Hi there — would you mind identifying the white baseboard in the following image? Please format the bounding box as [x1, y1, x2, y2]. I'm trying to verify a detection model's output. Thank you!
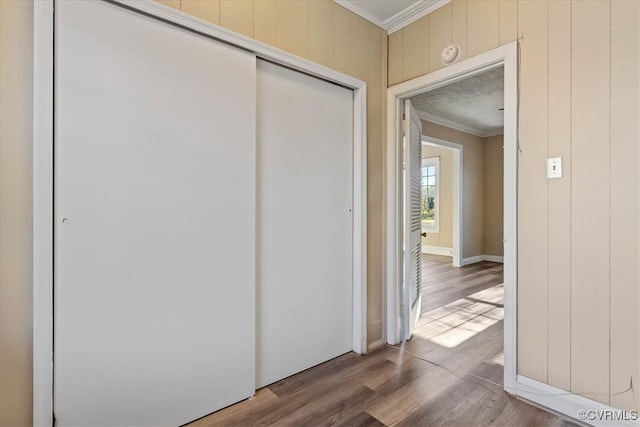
[515, 375, 639, 427]
[421, 245, 453, 256]
[482, 254, 504, 263]
[462, 254, 504, 265]
[367, 339, 384, 352]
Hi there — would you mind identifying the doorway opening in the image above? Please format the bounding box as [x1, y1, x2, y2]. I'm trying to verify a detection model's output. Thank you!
[385, 42, 518, 394]
[404, 64, 506, 388]
[419, 138, 463, 268]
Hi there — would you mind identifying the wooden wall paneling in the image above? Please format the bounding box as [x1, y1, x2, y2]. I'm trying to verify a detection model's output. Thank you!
[466, 0, 498, 58]
[388, 30, 403, 86]
[254, 0, 277, 46]
[402, 16, 429, 81]
[366, 25, 385, 345]
[427, 3, 452, 73]
[498, 0, 517, 46]
[157, 0, 180, 10]
[546, 0, 571, 392]
[366, 26, 384, 124]
[0, 1, 34, 425]
[516, 0, 548, 383]
[350, 14, 371, 82]
[181, 0, 220, 25]
[451, 0, 467, 62]
[609, 0, 640, 411]
[333, 3, 353, 76]
[570, 0, 610, 405]
[220, 0, 254, 38]
[275, 0, 309, 58]
[309, 0, 335, 69]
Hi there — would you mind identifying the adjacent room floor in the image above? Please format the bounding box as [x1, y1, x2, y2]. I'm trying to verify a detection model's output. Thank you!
[189, 255, 575, 426]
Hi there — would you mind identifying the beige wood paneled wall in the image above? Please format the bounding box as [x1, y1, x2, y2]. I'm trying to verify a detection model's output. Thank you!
[144, 1, 389, 347]
[389, 0, 639, 410]
[0, 1, 34, 426]
[483, 134, 503, 257]
[388, 0, 518, 85]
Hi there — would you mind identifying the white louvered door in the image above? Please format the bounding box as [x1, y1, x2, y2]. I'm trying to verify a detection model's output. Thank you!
[403, 100, 423, 340]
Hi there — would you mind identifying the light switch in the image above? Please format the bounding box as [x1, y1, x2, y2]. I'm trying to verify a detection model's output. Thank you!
[547, 157, 562, 179]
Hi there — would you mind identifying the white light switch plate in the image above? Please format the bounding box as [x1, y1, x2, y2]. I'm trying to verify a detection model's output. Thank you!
[547, 157, 562, 179]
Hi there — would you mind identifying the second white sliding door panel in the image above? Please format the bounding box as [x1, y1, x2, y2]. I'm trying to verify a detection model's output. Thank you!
[256, 60, 354, 387]
[54, 1, 256, 425]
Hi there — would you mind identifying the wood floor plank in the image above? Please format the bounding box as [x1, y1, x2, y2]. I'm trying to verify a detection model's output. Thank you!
[218, 357, 391, 426]
[275, 384, 378, 426]
[268, 352, 394, 399]
[188, 388, 280, 426]
[366, 357, 463, 425]
[338, 411, 386, 427]
[188, 255, 575, 427]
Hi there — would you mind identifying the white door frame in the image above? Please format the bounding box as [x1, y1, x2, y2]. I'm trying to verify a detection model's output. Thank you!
[422, 137, 463, 268]
[385, 43, 518, 393]
[33, 1, 367, 424]
[385, 41, 640, 427]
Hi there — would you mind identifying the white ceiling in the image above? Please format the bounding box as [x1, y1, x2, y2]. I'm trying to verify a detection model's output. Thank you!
[410, 67, 505, 137]
[334, 0, 449, 33]
[340, 0, 418, 22]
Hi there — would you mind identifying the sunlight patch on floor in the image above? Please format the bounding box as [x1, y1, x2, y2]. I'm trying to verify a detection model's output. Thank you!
[490, 351, 505, 366]
[413, 284, 504, 348]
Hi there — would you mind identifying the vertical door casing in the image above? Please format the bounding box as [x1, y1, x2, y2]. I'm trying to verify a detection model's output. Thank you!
[403, 100, 423, 340]
[54, 1, 256, 425]
[256, 60, 354, 388]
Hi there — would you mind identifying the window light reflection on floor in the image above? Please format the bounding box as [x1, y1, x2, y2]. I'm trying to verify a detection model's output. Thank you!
[413, 283, 504, 348]
[491, 351, 505, 366]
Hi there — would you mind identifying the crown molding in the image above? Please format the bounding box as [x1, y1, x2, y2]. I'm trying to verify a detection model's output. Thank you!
[483, 130, 505, 138]
[416, 109, 503, 138]
[333, 0, 450, 34]
[333, 0, 384, 28]
[385, 0, 451, 34]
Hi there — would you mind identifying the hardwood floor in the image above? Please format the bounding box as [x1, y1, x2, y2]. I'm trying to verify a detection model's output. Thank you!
[188, 255, 576, 427]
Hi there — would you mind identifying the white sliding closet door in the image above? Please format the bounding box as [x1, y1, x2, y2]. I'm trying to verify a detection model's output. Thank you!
[256, 60, 354, 387]
[54, 2, 256, 425]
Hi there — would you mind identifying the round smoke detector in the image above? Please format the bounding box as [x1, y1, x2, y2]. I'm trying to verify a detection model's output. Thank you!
[441, 44, 460, 65]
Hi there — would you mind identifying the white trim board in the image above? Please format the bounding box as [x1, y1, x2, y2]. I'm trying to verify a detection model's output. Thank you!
[32, 2, 54, 426]
[386, 41, 636, 427]
[422, 245, 453, 257]
[333, 0, 450, 34]
[33, 0, 367, 424]
[416, 109, 503, 138]
[366, 339, 385, 352]
[515, 376, 640, 427]
[461, 255, 504, 265]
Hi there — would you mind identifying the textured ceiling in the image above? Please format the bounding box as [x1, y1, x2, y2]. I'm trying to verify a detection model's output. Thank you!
[410, 67, 504, 136]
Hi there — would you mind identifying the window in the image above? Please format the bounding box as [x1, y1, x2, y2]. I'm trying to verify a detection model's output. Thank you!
[422, 157, 439, 232]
